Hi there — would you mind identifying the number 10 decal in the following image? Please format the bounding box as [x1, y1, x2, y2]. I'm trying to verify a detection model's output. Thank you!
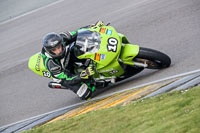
[107, 37, 118, 52]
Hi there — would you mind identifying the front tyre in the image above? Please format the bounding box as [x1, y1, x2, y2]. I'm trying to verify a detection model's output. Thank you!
[133, 47, 171, 69]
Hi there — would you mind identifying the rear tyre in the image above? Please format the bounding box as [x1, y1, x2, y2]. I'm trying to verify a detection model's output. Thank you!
[133, 47, 171, 69]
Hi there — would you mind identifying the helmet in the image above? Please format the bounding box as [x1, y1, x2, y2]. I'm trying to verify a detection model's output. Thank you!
[42, 32, 66, 58]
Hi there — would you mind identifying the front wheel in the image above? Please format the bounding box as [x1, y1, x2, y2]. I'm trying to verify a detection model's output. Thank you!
[133, 47, 171, 69]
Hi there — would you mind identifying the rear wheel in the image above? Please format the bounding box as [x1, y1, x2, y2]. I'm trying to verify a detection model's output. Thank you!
[133, 47, 171, 69]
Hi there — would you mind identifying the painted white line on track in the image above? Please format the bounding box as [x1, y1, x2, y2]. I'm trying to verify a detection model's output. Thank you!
[0, 0, 65, 26]
[2, 69, 200, 129]
[0, 0, 155, 26]
[100, 69, 200, 99]
[109, 0, 156, 14]
[0, 100, 88, 129]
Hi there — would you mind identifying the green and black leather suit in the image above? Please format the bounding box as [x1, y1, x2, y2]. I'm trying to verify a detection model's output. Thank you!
[41, 31, 81, 82]
[41, 29, 92, 100]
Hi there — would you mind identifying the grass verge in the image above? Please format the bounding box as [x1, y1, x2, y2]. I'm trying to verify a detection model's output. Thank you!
[25, 86, 200, 133]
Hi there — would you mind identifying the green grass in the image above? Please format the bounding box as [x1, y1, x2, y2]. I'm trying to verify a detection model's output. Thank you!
[25, 86, 200, 133]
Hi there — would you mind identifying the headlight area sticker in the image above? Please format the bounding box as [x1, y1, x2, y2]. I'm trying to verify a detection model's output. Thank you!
[94, 53, 106, 61]
[100, 54, 106, 60]
[94, 53, 100, 61]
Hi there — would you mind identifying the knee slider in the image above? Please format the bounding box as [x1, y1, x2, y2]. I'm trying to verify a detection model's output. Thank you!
[76, 83, 92, 100]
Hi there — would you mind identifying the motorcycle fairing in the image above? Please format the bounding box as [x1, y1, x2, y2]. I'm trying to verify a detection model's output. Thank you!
[76, 26, 125, 78]
[28, 52, 52, 79]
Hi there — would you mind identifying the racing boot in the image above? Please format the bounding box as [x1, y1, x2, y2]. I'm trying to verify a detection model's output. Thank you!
[48, 79, 95, 100]
[75, 83, 96, 100]
[75, 83, 91, 100]
[48, 80, 67, 89]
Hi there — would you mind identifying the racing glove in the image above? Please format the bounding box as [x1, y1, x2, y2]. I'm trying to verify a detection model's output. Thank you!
[80, 66, 95, 79]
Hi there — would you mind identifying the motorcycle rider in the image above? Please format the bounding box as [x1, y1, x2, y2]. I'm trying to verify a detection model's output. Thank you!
[41, 23, 102, 100]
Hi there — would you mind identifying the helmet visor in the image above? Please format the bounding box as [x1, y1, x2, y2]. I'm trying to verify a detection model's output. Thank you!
[49, 43, 63, 56]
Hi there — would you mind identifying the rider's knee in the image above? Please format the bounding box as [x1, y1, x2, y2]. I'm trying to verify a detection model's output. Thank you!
[76, 83, 92, 100]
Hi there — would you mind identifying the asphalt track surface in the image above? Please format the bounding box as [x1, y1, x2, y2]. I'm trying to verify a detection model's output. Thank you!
[0, 0, 200, 127]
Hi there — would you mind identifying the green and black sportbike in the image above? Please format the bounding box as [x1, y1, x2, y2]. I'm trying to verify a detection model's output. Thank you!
[28, 22, 171, 89]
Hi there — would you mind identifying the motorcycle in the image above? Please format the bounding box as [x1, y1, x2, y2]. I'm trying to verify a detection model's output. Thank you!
[28, 22, 171, 89]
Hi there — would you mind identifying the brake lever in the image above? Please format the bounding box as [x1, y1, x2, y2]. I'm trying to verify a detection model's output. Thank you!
[106, 23, 111, 26]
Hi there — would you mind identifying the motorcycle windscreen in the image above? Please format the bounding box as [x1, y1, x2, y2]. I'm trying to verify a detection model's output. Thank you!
[73, 29, 101, 57]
